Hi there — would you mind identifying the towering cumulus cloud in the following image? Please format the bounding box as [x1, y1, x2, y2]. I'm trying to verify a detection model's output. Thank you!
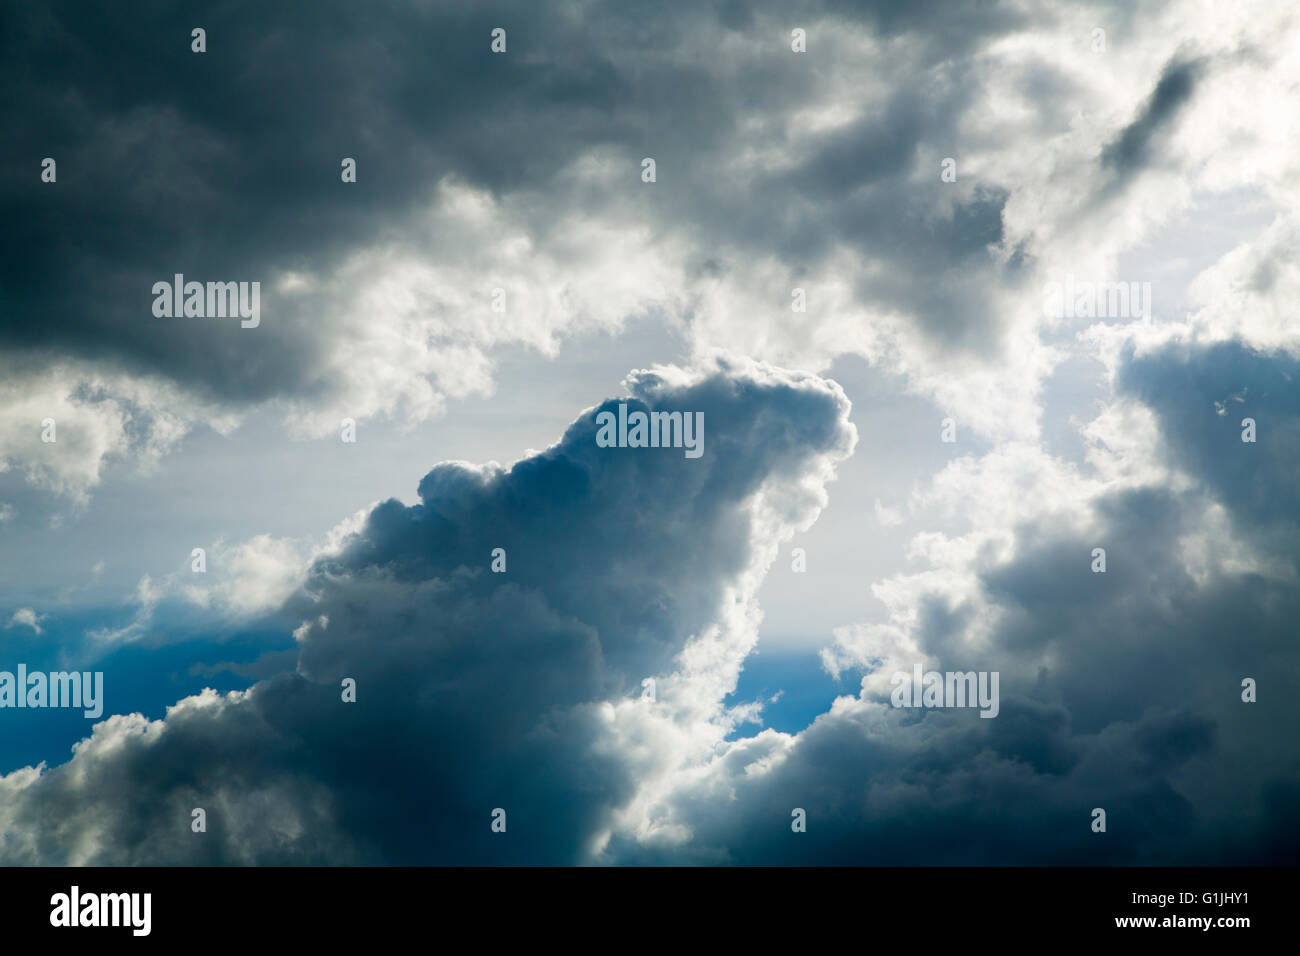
[0, 358, 855, 864]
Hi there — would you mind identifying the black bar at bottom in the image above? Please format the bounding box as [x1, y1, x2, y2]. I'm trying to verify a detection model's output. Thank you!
[2, 866, 1291, 942]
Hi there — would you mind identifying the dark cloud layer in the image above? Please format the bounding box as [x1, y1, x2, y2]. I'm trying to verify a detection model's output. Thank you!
[0, 0, 1066, 410]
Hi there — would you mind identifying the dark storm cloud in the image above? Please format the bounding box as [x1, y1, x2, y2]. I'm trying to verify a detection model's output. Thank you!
[0, 359, 856, 863]
[602, 698, 1229, 865]
[606, 482, 1297, 864]
[2, 0, 615, 402]
[1, 0, 1065, 408]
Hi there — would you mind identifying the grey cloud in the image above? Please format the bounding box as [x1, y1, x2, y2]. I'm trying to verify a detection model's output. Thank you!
[0, 0, 1081, 413]
[1101, 54, 1206, 185]
[622, 478, 1296, 864]
[1118, 340, 1300, 554]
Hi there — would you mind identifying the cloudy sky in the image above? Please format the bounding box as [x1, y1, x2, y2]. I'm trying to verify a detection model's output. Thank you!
[1, 0, 1297, 864]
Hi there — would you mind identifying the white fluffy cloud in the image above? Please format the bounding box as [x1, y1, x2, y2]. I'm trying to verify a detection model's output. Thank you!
[0, 357, 237, 501]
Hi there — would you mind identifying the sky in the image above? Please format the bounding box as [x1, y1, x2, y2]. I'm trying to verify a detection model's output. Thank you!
[0, 0, 1298, 864]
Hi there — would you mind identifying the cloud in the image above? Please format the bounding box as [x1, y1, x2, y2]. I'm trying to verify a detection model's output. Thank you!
[0, 356, 236, 501]
[0, 358, 856, 863]
[6, 608, 44, 635]
[1100, 54, 1206, 184]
